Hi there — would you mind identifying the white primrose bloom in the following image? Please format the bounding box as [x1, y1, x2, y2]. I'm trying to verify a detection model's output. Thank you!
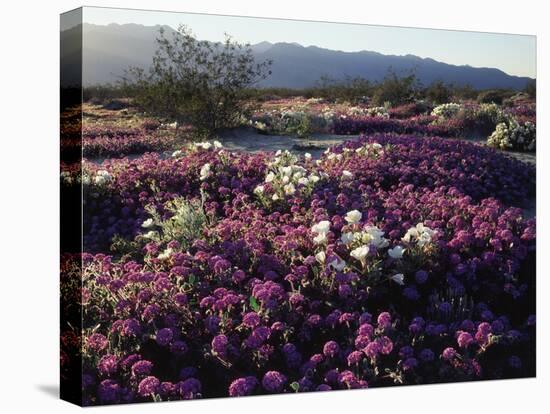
[313, 232, 328, 245]
[304, 153, 312, 161]
[172, 150, 182, 158]
[265, 172, 276, 183]
[364, 226, 389, 249]
[311, 220, 331, 235]
[272, 194, 280, 201]
[157, 248, 174, 260]
[199, 163, 211, 180]
[329, 257, 347, 272]
[93, 172, 111, 186]
[345, 210, 362, 224]
[417, 232, 433, 248]
[283, 183, 296, 195]
[309, 174, 320, 183]
[402, 227, 418, 243]
[391, 273, 405, 285]
[350, 245, 370, 264]
[143, 230, 158, 239]
[388, 245, 405, 259]
[342, 170, 354, 179]
[312, 220, 331, 245]
[82, 175, 91, 185]
[341, 232, 354, 245]
[213, 140, 223, 149]
[282, 175, 290, 184]
[96, 170, 111, 178]
[254, 185, 265, 195]
[402, 223, 437, 247]
[141, 218, 154, 229]
[315, 251, 326, 264]
[298, 177, 309, 186]
[281, 166, 293, 176]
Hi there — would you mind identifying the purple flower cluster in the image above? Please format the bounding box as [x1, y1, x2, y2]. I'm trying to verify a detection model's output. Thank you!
[60, 130, 535, 406]
[331, 115, 463, 137]
[82, 125, 180, 158]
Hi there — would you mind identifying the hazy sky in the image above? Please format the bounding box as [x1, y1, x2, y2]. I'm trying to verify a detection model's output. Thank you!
[83, 6, 536, 78]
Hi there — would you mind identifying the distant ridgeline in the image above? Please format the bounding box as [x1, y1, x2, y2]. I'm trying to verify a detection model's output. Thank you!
[72, 23, 533, 89]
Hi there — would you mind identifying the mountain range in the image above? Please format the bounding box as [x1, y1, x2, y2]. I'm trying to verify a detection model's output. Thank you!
[71, 23, 533, 90]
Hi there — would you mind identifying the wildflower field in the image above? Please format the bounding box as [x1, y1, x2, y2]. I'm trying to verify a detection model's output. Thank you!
[61, 94, 536, 405]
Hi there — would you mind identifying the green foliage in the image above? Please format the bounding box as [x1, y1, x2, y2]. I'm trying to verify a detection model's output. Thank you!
[424, 80, 451, 104]
[372, 70, 420, 106]
[477, 89, 515, 105]
[450, 84, 478, 100]
[249, 296, 260, 312]
[142, 194, 210, 251]
[123, 25, 272, 137]
[110, 234, 141, 260]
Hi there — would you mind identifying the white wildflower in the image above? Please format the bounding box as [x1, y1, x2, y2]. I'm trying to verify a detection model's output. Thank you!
[157, 248, 173, 260]
[391, 273, 405, 285]
[315, 251, 326, 264]
[342, 170, 354, 179]
[329, 257, 347, 272]
[199, 163, 211, 180]
[350, 245, 369, 264]
[283, 183, 296, 195]
[388, 245, 405, 259]
[254, 185, 265, 195]
[141, 218, 154, 229]
[265, 172, 275, 183]
[341, 232, 354, 245]
[345, 210, 362, 224]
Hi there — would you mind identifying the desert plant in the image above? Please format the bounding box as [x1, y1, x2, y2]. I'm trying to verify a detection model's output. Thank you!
[477, 89, 515, 105]
[123, 25, 272, 137]
[372, 70, 420, 106]
[141, 194, 211, 252]
[425, 80, 452, 104]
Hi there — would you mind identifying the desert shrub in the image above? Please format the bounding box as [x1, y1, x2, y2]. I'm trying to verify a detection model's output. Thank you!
[365, 106, 390, 118]
[454, 103, 507, 137]
[488, 118, 536, 152]
[313, 75, 374, 104]
[431, 103, 462, 119]
[140, 194, 210, 252]
[372, 71, 420, 106]
[477, 89, 515, 105]
[123, 26, 272, 137]
[389, 102, 431, 119]
[425, 80, 452, 104]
